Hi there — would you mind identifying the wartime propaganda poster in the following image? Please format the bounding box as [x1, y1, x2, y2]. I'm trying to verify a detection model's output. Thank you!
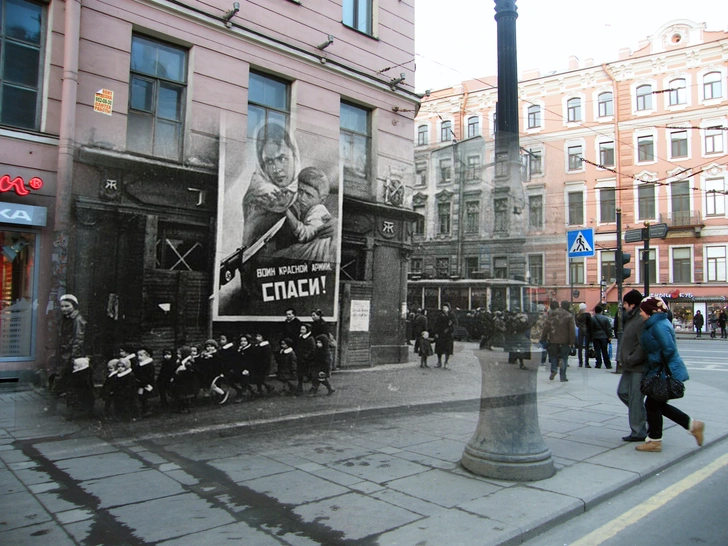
[214, 121, 341, 321]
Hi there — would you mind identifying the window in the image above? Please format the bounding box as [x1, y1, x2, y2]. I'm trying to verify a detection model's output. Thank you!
[528, 195, 543, 230]
[568, 145, 582, 171]
[570, 258, 585, 284]
[0, 0, 45, 130]
[528, 149, 543, 175]
[493, 256, 508, 279]
[440, 120, 452, 142]
[637, 249, 657, 285]
[156, 223, 207, 271]
[465, 155, 480, 181]
[637, 135, 654, 162]
[668, 78, 687, 105]
[415, 161, 427, 186]
[342, 0, 372, 35]
[671, 181, 690, 223]
[599, 141, 615, 167]
[413, 204, 425, 235]
[706, 246, 727, 282]
[495, 152, 508, 178]
[437, 202, 451, 234]
[567, 191, 583, 225]
[703, 71, 722, 100]
[438, 158, 452, 183]
[467, 116, 479, 138]
[670, 130, 688, 158]
[465, 201, 480, 233]
[638, 183, 656, 220]
[127, 35, 187, 160]
[248, 71, 289, 137]
[465, 257, 479, 278]
[436, 257, 450, 278]
[598, 92, 613, 117]
[567, 97, 581, 122]
[410, 258, 423, 274]
[527, 105, 541, 128]
[601, 251, 616, 283]
[527, 254, 543, 285]
[636, 84, 652, 111]
[0, 229, 37, 358]
[599, 188, 616, 223]
[706, 178, 725, 216]
[340, 101, 371, 187]
[704, 126, 723, 154]
[494, 198, 508, 231]
[672, 247, 691, 283]
[417, 125, 428, 146]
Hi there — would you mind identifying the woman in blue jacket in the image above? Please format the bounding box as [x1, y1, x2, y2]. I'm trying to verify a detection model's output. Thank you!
[637, 296, 704, 452]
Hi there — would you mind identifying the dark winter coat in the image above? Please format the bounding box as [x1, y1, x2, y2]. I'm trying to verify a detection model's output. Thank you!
[434, 311, 456, 356]
[693, 313, 704, 329]
[618, 306, 646, 373]
[312, 335, 332, 377]
[540, 308, 576, 345]
[275, 348, 297, 380]
[591, 314, 613, 341]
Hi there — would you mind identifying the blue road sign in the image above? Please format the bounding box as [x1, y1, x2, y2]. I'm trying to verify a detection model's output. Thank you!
[567, 228, 595, 258]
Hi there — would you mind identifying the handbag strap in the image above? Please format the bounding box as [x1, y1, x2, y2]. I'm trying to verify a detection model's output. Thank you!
[659, 353, 674, 377]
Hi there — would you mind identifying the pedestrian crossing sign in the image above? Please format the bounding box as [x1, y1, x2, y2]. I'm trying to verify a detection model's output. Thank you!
[567, 228, 595, 258]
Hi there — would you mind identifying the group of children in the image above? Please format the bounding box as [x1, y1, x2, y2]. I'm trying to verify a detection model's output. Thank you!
[69, 328, 336, 421]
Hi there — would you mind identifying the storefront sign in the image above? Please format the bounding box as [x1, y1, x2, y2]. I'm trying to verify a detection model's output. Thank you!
[94, 89, 114, 115]
[0, 175, 43, 196]
[0, 202, 47, 226]
[653, 292, 694, 299]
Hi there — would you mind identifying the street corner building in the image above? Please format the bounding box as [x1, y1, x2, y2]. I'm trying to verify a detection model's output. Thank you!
[0, 0, 421, 384]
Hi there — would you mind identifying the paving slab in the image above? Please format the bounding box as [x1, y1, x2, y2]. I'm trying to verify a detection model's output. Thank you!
[242, 469, 350, 505]
[79, 468, 186, 508]
[0, 490, 52, 530]
[54, 451, 146, 482]
[208, 454, 293, 483]
[0, 521, 75, 546]
[328, 452, 430, 484]
[33, 437, 117, 461]
[157, 521, 284, 546]
[388, 468, 502, 507]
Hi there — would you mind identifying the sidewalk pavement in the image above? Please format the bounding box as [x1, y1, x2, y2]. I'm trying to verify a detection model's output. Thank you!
[2, 343, 728, 545]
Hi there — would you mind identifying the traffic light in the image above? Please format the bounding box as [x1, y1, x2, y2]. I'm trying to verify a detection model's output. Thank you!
[617, 252, 631, 282]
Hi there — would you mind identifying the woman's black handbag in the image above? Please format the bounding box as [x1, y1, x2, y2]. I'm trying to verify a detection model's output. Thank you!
[640, 359, 685, 402]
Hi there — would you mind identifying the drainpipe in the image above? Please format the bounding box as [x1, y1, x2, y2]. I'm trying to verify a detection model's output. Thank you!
[48, 0, 81, 359]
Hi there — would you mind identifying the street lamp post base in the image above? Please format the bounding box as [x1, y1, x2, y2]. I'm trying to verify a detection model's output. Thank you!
[461, 348, 555, 482]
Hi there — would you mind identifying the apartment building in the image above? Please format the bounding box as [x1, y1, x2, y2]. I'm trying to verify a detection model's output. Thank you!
[411, 19, 728, 327]
[0, 0, 419, 380]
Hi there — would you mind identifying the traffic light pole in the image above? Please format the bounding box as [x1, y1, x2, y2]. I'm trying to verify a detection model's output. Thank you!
[643, 227, 651, 297]
[615, 209, 623, 373]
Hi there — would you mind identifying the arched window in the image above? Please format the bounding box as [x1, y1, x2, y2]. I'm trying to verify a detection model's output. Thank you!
[704, 71, 723, 100]
[598, 92, 613, 117]
[669, 78, 687, 105]
[636, 84, 652, 111]
[527, 105, 541, 128]
[566, 98, 581, 122]
[440, 120, 452, 142]
[467, 116, 479, 138]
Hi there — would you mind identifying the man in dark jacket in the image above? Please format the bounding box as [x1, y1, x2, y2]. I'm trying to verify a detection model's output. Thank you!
[617, 290, 647, 442]
[692, 310, 704, 338]
[575, 303, 593, 368]
[719, 309, 728, 339]
[540, 300, 576, 382]
[591, 305, 614, 369]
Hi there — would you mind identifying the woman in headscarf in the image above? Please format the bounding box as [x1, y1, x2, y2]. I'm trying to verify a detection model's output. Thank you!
[54, 294, 87, 396]
[434, 303, 457, 368]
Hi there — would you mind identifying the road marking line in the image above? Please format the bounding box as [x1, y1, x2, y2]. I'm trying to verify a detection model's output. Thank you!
[571, 452, 728, 546]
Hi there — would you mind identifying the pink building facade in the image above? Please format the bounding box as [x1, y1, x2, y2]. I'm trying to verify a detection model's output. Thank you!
[0, 0, 419, 381]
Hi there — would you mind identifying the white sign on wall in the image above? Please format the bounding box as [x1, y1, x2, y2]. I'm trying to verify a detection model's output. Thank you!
[350, 300, 371, 332]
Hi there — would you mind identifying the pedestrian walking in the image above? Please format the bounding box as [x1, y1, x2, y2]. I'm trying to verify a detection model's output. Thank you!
[53, 294, 87, 397]
[434, 303, 456, 368]
[412, 308, 428, 354]
[309, 334, 335, 396]
[591, 305, 613, 369]
[575, 303, 593, 368]
[693, 310, 704, 338]
[156, 349, 176, 412]
[282, 308, 302, 349]
[720, 309, 728, 339]
[540, 300, 576, 382]
[133, 347, 156, 417]
[295, 324, 316, 395]
[617, 289, 648, 442]
[636, 296, 704, 452]
[417, 330, 434, 368]
[274, 338, 298, 394]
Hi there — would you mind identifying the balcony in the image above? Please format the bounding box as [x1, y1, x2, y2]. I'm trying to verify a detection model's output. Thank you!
[659, 210, 702, 227]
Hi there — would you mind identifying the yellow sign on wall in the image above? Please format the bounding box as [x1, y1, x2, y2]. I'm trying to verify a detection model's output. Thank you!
[94, 89, 114, 115]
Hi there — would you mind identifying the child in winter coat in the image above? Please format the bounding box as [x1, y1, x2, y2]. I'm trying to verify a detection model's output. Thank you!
[101, 359, 120, 418]
[251, 334, 275, 395]
[173, 346, 199, 414]
[156, 349, 176, 412]
[274, 338, 298, 394]
[309, 334, 335, 396]
[417, 331, 434, 368]
[113, 358, 140, 421]
[134, 347, 156, 417]
[68, 357, 95, 417]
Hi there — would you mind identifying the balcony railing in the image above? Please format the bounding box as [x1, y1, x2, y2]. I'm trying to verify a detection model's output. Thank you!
[659, 210, 702, 227]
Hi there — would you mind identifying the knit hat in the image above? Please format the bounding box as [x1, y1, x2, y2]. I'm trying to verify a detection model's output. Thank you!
[623, 289, 644, 306]
[578, 303, 587, 310]
[204, 339, 219, 349]
[639, 296, 668, 316]
[60, 294, 79, 308]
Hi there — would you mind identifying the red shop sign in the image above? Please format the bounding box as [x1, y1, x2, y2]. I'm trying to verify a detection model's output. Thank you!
[0, 174, 44, 196]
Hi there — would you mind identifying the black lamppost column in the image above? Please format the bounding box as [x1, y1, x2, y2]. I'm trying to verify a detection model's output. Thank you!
[461, 0, 555, 481]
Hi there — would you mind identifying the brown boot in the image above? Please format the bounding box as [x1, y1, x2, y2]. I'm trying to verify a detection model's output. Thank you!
[636, 438, 662, 452]
[690, 419, 705, 447]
